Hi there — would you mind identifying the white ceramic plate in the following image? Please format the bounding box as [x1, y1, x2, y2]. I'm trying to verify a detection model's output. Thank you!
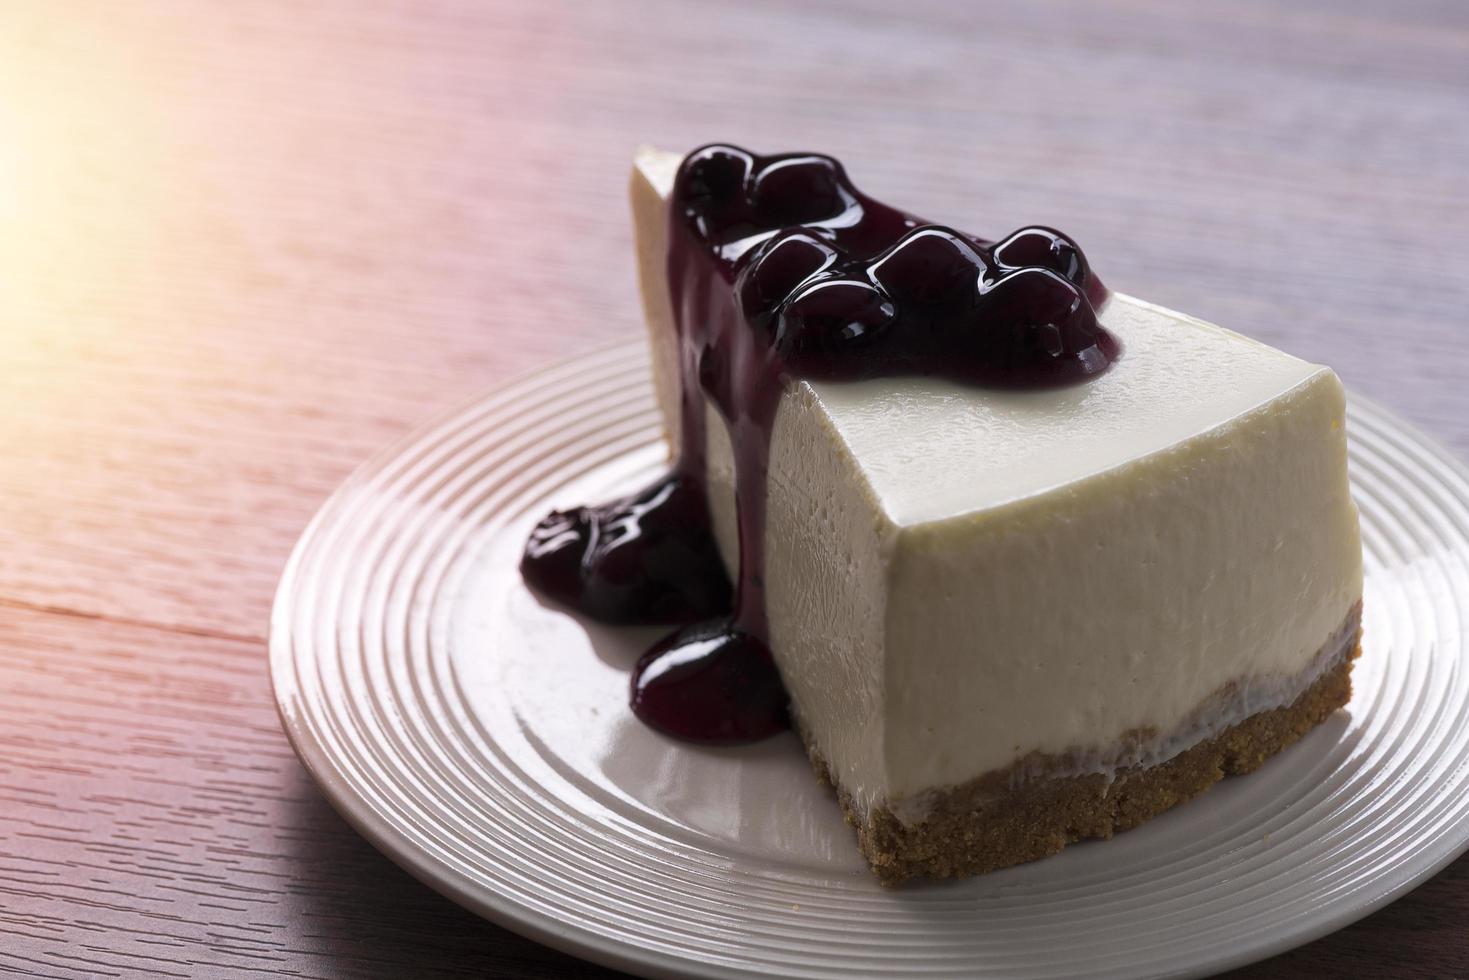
[271, 340, 1469, 980]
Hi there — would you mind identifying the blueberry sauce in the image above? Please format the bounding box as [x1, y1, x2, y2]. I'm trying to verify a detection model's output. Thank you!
[522, 144, 1117, 745]
[521, 474, 731, 625]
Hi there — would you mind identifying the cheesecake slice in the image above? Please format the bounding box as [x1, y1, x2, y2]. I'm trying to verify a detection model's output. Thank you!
[624, 147, 1363, 882]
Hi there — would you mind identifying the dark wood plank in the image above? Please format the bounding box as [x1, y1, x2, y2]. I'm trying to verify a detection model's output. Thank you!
[0, 604, 621, 979]
[0, 0, 1465, 976]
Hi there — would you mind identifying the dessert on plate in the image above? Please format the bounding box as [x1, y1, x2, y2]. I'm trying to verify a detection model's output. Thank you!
[521, 144, 1364, 883]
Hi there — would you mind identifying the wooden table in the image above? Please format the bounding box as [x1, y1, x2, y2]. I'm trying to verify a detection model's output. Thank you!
[3, 2, 1466, 976]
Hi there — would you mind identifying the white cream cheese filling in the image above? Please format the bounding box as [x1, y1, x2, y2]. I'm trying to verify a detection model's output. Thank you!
[881, 607, 1359, 826]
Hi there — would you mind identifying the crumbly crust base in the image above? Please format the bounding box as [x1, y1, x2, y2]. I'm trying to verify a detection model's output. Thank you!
[811, 608, 1363, 885]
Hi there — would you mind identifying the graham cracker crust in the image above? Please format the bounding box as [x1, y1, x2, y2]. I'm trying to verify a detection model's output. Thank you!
[813, 605, 1363, 885]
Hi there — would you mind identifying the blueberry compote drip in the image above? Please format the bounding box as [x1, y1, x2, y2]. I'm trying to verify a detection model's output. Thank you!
[521, 144, 1118, 745]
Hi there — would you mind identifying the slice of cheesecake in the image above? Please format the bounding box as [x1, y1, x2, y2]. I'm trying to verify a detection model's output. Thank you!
[628, 147, 1363, 882]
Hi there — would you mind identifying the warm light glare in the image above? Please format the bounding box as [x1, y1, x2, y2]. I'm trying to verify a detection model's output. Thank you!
[0, 103, 25, 226]
[0, 8, 184, 424]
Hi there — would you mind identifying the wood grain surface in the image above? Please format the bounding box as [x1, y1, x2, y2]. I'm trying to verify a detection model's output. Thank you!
[1, 1, 1466, 977]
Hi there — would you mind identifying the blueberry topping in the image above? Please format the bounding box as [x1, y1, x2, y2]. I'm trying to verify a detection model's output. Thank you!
[775, 278, 895, 367]
[978, 267, 1116, 381]
[736, 230, 839, 325]
[748, 154, 844, 225]
[520, 475, 731, 625]
[682, 145, 753, 209]
[993, 226, 1095, 297]
[630, 622, 788, 745]
[870, 226, 990, 309]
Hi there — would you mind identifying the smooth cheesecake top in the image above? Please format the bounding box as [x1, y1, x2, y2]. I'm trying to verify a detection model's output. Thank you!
[813, 294, 1328, 527]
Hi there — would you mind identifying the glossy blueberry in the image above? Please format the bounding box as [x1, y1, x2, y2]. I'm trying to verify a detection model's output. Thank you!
[993, 226, 1088, 286]
[630, 621, 788, 745]
[977, 267, 1115, 381]
[735, 230, 839, 324]
[774, 278, 896, 369]
[681, 145, 754, 211]
[748, 154, 844, 225]
[520, 475, 732, 625]
[869, 226, 989, 307]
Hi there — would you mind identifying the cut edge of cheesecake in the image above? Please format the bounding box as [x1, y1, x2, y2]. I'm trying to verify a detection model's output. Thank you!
[816, 602, 1362, 884]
